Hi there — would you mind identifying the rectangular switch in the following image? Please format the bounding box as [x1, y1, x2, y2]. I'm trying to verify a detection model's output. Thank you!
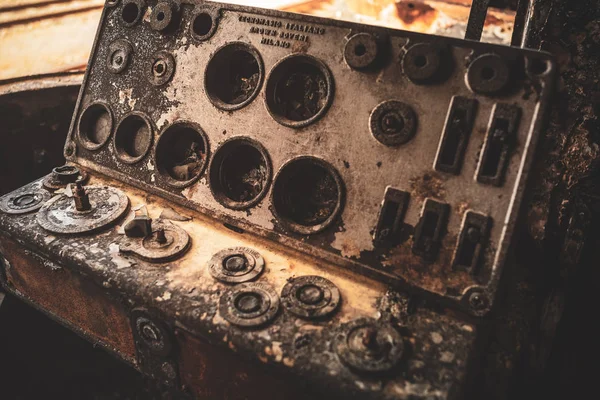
[373, 187, 410, 246]
[435, 97, 478, 174]
[453, 211, 491, 272]
[477, 104, 521, 186]
[412, 199, 450, 261]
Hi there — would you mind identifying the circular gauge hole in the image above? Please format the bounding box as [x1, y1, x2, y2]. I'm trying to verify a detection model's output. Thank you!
[209, 138, 271, 210]
[272, 157, 343, 233]
[122, 2, 140, 24]
[205, 43, 263, 110]
[193, 12, 213, 37]
[156, 122, 209, 187]
[354, 43, 367, 57]
[265, 54, 333, 127]
[481, 66, 496, 81]
[157, 11, 165, 21]
[78, 103, 112, 150]
[114, 113, 153, 163]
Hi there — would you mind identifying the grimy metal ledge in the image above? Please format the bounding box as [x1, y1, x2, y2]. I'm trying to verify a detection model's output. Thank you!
[0, 0, 562, 399]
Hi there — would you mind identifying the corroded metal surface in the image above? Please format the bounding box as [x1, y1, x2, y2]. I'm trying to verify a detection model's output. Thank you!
[36, 185, 130, 233]
[0, 180, 52, 215]
[0, 174, 477, 399]
[64, 0, 554, 316]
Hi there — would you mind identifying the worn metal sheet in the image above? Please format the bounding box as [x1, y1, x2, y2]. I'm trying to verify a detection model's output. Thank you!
[0, 173, 478, 399]
[65, 0, 554, 315]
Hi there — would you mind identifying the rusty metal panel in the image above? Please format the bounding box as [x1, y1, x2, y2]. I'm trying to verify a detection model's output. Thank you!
[0, 236, 136, 363]
[0, 173, 478, 398]
[64, 0, 554, 316]
[0, 1, 567, 399]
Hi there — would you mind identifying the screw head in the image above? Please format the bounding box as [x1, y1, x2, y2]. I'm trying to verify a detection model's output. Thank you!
[381, 112, 405, 135]
[468, 291, 489, 311]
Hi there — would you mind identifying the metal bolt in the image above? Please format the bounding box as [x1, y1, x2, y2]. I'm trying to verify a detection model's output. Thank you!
[468, 291, 489, 311]
[53, 165, 80, 184]
[361, 327, 379, 351]
[381, 112, 404, 134]
[156, 228, 167, 244]
[74, 183, 91, 211]
[141, 322, 160, 342]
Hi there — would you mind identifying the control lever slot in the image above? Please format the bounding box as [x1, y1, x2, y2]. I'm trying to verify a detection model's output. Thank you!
[477, 104, 521, 186]
[435, 97, 478, 174]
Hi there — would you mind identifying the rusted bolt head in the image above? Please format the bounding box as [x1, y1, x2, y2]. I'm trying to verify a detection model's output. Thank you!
[361, 326, 379, 351]
[53, 165, 80, 184]
[156, 228, 167, 244]
[141, 323, 160, 342]
[468, 291, 489, 312]
[381, 111, 405, 135]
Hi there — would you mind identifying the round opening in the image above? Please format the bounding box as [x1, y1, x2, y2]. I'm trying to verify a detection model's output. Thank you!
[122, 2, 140, 25]
[265, 54, 334, 127]
[77, 103, 112, 150]
[272, 157, 344, 234]
[205, 43, 263, 110]
[209, 138, 271, 210]
[354, 43, 367, 57]
[481, 66, 496, 81]
[157, 11, 165, 21]
[154, 60, 166, 76]
[114, 113, 153, 163]
[414, 54, 427, 68]
[193, 12, 213, 37]
[155, 122, 209, 187]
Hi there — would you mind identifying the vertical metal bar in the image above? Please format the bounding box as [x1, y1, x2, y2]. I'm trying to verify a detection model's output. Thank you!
[465, 0, 491, 41]
[511, 0, 531, 46]
[520, 0, 554, 49]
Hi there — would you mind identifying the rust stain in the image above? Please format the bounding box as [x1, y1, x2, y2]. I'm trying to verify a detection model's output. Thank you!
[395, 1, 438, 26]
[409, 172, 447, 200]
[0, 236, 136, 360]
